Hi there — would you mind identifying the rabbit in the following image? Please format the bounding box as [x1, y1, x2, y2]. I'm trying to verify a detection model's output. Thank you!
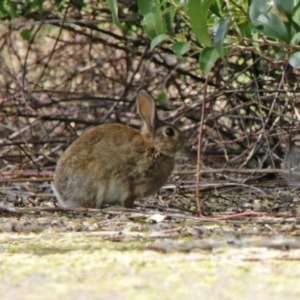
[52, 90, 190, 208]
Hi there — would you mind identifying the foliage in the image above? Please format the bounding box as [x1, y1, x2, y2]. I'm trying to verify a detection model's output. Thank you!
[1, 0, 300, 71]
[110, 0, 300, 71]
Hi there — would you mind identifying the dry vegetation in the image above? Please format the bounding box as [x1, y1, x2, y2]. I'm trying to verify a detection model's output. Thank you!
[1, 2, 300, 298]
[1, 1, 300, 258]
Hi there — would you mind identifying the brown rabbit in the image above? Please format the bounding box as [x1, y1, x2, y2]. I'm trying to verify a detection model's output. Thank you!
[52, 90, 190, 208]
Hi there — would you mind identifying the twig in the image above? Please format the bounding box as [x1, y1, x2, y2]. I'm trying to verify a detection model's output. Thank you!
[196, 76, 210, 216]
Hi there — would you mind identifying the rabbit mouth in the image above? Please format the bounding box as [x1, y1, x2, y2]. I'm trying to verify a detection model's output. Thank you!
[159, 146, 190, 158]
[175, 148, 191, 157]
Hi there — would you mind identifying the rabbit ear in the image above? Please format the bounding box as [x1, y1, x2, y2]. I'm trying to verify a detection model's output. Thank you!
[137, 90, 158, 137]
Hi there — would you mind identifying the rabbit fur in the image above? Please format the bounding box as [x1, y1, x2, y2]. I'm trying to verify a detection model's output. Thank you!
[52, 90, 190, 208]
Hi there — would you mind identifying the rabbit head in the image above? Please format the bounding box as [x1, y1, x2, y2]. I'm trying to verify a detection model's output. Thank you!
[137, 90, 190, 157]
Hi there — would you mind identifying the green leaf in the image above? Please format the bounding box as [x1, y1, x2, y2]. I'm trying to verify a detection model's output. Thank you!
[240, 22, 253, 39]
[31, 0, 44, 12]
[199, 47, 220, 72]
[187, 0, 214, 47]
[289, 52, 300, 68]
[253, 12, 290, 42]
[57, 0, 68, 11]
[0, 1, 6, 19]
[273, 47, 286, 60]
[139, 1, 167, 40]
[142, 10, 166, 39]
[20, 29, 32, 41]
[150, 34, 171, 49]
[249, 0, 268, 22]
[163, 3, 175, 37]
[106, 0, 121, 28]
[273, 0, 294, 21]
[214, 17, 231, 63]
[138, 0, 153, 16]
[294, 1, 300, 27]
[210, 1, 222, 18]
[157, 91, 170, 107]
[3, 1, 17, 19]
[171, 41, 191, 56]
[291, 32, 300, 45]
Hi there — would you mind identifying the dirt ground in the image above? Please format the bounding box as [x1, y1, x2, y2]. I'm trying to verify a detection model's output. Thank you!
[1, 232, 300, 300]
[1, 192, 300, 300]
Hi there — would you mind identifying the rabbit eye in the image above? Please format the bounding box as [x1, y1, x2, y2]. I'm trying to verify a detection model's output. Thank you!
[165, 127, 175, 137]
